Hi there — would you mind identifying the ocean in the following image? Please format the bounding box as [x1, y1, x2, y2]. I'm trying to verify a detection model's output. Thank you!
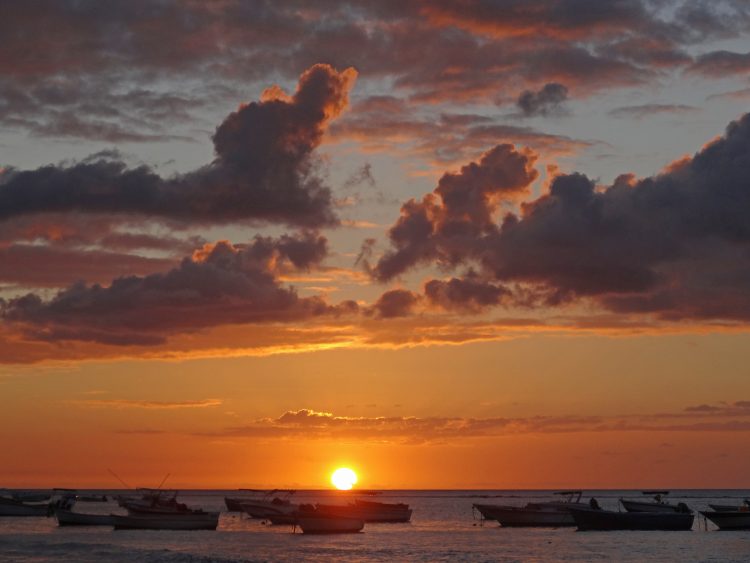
[1, 490, 749, 562]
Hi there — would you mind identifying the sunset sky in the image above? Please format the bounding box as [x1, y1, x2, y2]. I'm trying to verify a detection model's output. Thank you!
[2, 0, 750, 490]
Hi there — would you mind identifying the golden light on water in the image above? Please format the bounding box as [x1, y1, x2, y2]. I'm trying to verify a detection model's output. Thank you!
[331, 467, 357, 490]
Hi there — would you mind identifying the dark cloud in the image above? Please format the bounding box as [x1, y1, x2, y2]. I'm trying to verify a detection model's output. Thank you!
[689, 50, 750, 77]
[373, 144, 538, 280]
[2, 0, 741, 118]
[1, 232, 339, 345]
[607, 104, 699, 119]
[516, 83, 569, 117]
[0, 64, 357, 228]
[368, 289, 420, 319]
[375, 112, 750, 321]
[425, 276, 510, 312]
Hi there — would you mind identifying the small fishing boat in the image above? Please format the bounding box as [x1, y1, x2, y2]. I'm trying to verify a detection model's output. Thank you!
[701, 510, 750, 530]
[473, 491, 587, 527]
[0, 495, 51, 517]
[620, 491, 682, 513]
[111, 511, 220, 530]
[226, 489, 296, 516]
[55, 508, 116, 526]
[571, 504, 694, 531]
[708, 500, 750, 512]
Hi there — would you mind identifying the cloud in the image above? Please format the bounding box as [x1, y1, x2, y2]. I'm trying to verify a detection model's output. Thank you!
[373, 111, 750, 321]
[373, 143, 538, 281]
[368, 289, 420, 319]
[516, 83, 569, 117]
[76, 399, 223, 409]
[0, 232, 344, 345]
[607, 104, 699, 119]
[198, 400, 750, 445]
[689, 50, 750, 77]
[0, 64, 357, 228]
[330, 96, 593, 167]
[0, 244, 176, 287]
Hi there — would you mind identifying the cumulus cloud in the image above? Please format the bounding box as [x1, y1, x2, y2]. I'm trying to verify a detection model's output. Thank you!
[373, 144, 538, 281]
[516, 83, 569, 117]
[0, 64, 357, 228]
[0, 232, 343, 345]
[374, 111, 750, 321]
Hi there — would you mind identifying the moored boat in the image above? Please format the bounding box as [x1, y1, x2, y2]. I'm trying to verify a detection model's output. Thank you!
[708, 500, 750, 512]
[701, 510, 750, 530]
[55, 508, 116, 526]
[620, 491, 682, 513]
[0, 495, 51, 517]
[571, 505, 694, 531]
[226, 489, 296, 516]
[473, 491, 587, 527]
[111, 512, 220, 530]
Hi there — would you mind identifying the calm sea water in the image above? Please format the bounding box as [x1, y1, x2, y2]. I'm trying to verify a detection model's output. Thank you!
[1, 490, 749, 562]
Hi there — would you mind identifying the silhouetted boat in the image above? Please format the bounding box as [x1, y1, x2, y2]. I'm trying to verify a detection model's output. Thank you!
[708, 500, 750, 512]
[0, 495, 51, 517]
[55, 508, 115, 526]
[473, 491, 587, 527]
[225, 489, 296, 515]
[701, 510, 750, 530]
[239, 490, 297, 519]
[111, 512, 220, 530]
[571, 504, 694, 531]
[620, 491, 682, 512]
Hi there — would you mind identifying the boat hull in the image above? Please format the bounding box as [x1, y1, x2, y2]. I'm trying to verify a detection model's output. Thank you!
[571, 508, 694, 531]
[701, 511, 750, 530]
[56, 509, 115, 526]
[473, 504, 575, 527]
[112, 513, 220, 530]
[239, 500, 297, 519]
[297, 515, 364, 534]
[620, 499, 680, 513]
[0, 500, 50, 517]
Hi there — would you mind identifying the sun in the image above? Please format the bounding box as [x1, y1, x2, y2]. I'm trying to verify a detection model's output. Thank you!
[331, 467, 357, 490]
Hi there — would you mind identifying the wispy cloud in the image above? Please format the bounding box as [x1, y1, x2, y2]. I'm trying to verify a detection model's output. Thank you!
[607, 104, 698, 119]
[75, 398, 223, 410]
[190, 401, 750, 445]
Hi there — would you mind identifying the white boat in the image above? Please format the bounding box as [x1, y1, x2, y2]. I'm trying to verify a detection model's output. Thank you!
[0, 496, 51, 517]
[112, 512, 220, 530]
[226, 489, 296, 517]
[473, 491, 587, 527]
[620, 491, 683, 513]
[296, 514, 364, 534]
[238, 491, 297, 519]
[56, 508, 115, 526]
